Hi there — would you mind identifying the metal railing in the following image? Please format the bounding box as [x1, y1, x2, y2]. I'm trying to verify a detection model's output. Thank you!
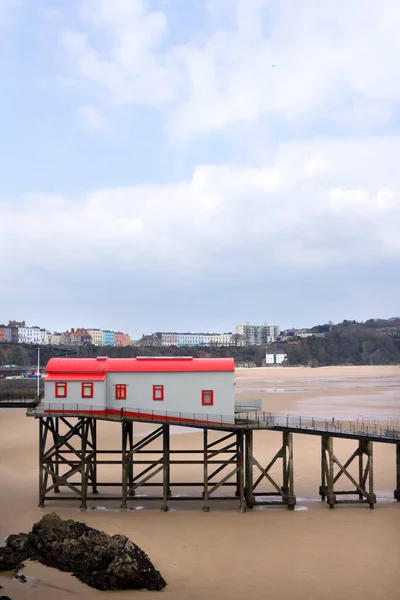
[0, 391, 42, 407]
[32, 404, 236, 427]
[27, 403, 400, 441]
[236, 411, 400, 441]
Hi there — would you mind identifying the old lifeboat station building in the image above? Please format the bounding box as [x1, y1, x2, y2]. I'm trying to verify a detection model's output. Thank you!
[26, 355, 398, 512]
[44, 356, 236, 425]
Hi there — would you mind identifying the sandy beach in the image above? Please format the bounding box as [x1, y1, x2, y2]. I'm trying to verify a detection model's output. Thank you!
[0, 366, 399, 600]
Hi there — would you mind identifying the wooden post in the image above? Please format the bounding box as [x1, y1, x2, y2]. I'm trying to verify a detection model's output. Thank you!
[327, 437, 335, 509]
[320, 436, 328, 501]
[238, 431, 246, 512]
[394, 444, 400, 501]
[80, 419, 89, 509]
[121, 421, 128, 509]
[367, 441, 375, 509]
[38, 418, 45, 507]
[203, 429, 209, 511]
[162, 424, 170, 511]
[245, 430, 254, 508]
[287, 432, 295, 510]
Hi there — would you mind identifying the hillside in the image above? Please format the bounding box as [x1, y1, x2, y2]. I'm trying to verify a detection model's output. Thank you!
[1, 318, 400, 370]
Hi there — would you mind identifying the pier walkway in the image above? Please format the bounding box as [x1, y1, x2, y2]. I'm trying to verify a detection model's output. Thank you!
[1, 397, 399, 511]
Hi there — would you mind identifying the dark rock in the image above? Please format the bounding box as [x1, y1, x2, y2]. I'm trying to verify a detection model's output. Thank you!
[0, 547, 22, 571]
[0, 513, 166, 591]
[5, 535, 29, 555]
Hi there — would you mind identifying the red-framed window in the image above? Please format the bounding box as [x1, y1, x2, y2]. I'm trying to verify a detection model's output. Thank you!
[115, 384, 127, 400]
[81, 382, 94, 399]
[55, 382, 67, 398]
[153, 385, 164, 401]
[202, 390, 214, 406]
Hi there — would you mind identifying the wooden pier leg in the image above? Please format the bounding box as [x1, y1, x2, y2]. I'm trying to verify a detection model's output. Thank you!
[90, 419, 98, 494]
[38, 418, 45, 507]
[203, 429, 209, 511]
[320, 436, 328, 501]
[80, 419, 89, 509]
[121, 422, 128, 509]
[358, 441, 364, 501]
[245, 430, 254, 508]
[53, 418, 60, 493]
[238, 431, 246, 513]
[326, 437, 335, 509]
[394, 444, 400, 501]
[162, 424, 170, 512]
[366, 441, 376, 509]
[284, 432, 296, 510]
[235, 433, 241, 497]
[127, 421, 134, 496]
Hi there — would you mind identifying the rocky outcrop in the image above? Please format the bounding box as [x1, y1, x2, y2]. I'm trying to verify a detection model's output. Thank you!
[0, 513, 166, 591]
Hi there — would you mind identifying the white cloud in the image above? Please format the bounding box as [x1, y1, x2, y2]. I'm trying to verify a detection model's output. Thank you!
[1, 136, 400, 278]
[60, 0, 174, 106]
[78, 104, 109, 131]
[57, 0, 400, 141]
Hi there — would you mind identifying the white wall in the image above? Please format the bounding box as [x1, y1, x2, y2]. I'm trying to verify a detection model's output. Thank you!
[44, 380, 106, 411]
[106, 371, 235, 420]
[44, 371, 235, 422]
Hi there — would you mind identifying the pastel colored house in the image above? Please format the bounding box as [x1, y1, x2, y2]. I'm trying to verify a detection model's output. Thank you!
[102, 330, 115, 346]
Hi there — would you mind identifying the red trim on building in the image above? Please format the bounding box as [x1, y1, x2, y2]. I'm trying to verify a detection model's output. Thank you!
[55, 382, 67, 398]
[152, 385, 164, 401]
[202, 390, 214, 406]
[46, 357, 234, 374]
[81, 382, 94, 398]
[46, 374, 106, 382]
[115, 384, 127, 400]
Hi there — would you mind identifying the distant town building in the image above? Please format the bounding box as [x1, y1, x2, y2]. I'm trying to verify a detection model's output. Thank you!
[114, 332, 131, 346]
[142, 332, 236, 347]
[279, 329, 326, 340]
[102, 330, 115, 346]
[0, 324, 6, 343]
[87, 329, 103, 346]
[160, 332, 178, 346]
[61, 328, 92, 346]
[49, 332, 62, 345]
[17, 325, 47, 345]
[265, 350, 288, 365]
[7, 320, 25, 343]
[236, 322, 280, 346]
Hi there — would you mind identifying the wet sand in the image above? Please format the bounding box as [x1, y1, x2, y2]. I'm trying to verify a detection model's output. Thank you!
[0, 366, 399, 599]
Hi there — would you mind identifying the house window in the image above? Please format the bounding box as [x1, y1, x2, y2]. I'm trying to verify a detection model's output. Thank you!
[115, 384, 127, 400]
[81, 382, 94, 398]
[202, 390, 214, 406]
[153, 385, 164, 401]
[55, 382, 67, 398]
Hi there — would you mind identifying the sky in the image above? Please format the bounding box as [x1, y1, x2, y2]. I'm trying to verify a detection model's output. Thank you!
[1, 0, 400, 339]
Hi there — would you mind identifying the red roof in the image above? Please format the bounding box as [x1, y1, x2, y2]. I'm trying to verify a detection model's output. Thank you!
[46, 357, 235, 374]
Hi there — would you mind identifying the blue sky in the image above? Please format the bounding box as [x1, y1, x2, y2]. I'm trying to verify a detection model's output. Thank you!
[1, 0, 400, 338]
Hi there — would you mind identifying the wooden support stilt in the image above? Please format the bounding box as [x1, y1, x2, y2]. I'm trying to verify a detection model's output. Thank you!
[162, 424, 170, 511]
[246, 431, 296, 510]
[394, 444, 400, 501]
[39, 417, 97, 507]
[320, 437, 376, 508]
[203, 429, 209, 512]
[245, 430, 255, 508]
